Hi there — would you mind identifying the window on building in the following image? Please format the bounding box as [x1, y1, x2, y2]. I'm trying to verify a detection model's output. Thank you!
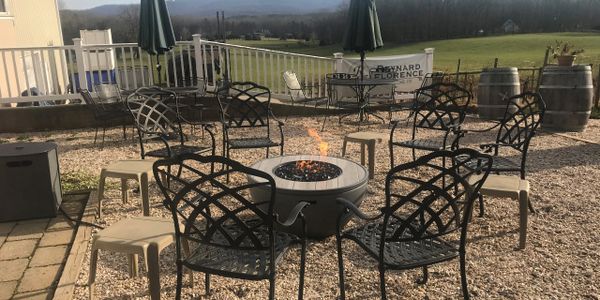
[0, 0, 6, 12]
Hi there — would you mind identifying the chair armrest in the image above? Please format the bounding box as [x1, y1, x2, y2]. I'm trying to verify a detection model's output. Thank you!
[336, 198, 382, 221]
[461, 121, 502, 133]
[269, 110, 285, 126]
[275, 201, 312, 227]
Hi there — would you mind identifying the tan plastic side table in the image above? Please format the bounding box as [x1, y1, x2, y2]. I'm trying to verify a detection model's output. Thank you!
[89, 216, 175, 300]
[470, 174, 530, 249]
[342, 131, 388, 179]
[97, 159, 154, 217]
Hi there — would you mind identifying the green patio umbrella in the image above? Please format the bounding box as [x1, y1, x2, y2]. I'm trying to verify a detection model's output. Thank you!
[342, 0, 384, 80]
[138, 0, 176, 85]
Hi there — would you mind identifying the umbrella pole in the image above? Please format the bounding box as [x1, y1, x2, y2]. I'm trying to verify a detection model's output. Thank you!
[156, 54, 162, 86]
[360, 51, 365, 81]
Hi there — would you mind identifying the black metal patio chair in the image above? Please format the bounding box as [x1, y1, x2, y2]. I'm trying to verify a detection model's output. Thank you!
[282, 70, 328, 111]
[80, 88, 130, 147]
[389, 72, 447, 121]
[125, 86, 215, 159]
[335, 148, 492, 300]
[216, 82, 284, 161]
[321, 73, 360, 131]
[457, 91, 545, 215]
[389, 82, 471, 168]
[153, 154, 310, 300]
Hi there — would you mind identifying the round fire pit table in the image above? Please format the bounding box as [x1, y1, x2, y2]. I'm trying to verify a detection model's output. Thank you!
[248, 155, 368, 239]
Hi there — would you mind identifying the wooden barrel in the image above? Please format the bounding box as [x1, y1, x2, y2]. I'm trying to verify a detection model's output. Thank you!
[477, 67, 521, 120]
[539, 65, 593, 132]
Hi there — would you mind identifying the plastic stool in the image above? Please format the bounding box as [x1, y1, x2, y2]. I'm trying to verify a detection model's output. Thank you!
[342, 131, 388, 179]
[88, 217, 175, 300]
[470, 174, 530, 249]
[97, 160, 154, 217]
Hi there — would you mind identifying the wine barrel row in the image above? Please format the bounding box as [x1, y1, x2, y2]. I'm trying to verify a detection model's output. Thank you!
[539, 65, 593, 132]
[477, 67, 520, 120]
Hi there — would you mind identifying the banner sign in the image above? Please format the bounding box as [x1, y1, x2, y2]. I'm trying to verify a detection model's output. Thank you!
[340, 50, 434, 94]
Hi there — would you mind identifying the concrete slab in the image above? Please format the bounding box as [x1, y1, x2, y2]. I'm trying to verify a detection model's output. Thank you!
[0, 259, 29, 282]
[30, 246, 68, 267]
[0, 239, 37, 260]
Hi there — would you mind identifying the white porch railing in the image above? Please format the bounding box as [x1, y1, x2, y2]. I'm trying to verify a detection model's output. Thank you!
[0, 34, 336, 105]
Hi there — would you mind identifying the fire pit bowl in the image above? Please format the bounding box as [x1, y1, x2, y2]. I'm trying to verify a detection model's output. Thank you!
[248, 155, 368, 239]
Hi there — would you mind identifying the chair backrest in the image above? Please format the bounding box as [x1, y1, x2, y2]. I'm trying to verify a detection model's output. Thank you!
[282, 71, 305, 101]
[495, 92, 546, 154]
[382, 149, 492, 246]
[125, 86, 183, 142]
[80, 89, 112, 117]
[153, 154, 277, 252]
[216, 82, 272, 129]
[93, 83, 122, 103]
[412, 82, 471, 131]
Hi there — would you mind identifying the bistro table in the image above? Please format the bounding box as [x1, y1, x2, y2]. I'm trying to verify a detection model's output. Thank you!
[329, 77, 397, 123]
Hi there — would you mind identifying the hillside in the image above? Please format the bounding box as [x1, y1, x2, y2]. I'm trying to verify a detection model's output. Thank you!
[82, 0, 344, 17]
[233, 32, 600, 72]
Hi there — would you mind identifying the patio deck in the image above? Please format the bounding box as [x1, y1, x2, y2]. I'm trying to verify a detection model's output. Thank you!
[0, 113, 598, 299]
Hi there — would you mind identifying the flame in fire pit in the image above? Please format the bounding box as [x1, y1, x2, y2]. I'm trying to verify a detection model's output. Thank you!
[307, 128, 328, 156]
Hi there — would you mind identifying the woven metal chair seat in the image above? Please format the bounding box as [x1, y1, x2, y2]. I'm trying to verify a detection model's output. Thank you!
[344, 220, 458, 269]
[228, 137, 280, 149]
[145, 144, 212, 158]
[457, 154, 520, 173]
[184, 220, 295, 280]
[393, 139, 449, 151]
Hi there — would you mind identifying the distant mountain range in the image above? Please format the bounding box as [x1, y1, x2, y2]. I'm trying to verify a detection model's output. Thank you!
[80, 0, 345, 16]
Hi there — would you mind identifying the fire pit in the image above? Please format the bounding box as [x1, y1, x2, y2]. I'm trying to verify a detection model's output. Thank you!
[249, 155, 368, 239]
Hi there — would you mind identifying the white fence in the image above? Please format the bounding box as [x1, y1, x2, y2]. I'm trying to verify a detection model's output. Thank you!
[0, 34, 336, 105]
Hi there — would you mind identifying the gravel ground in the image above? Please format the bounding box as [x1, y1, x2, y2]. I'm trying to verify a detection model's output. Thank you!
[1, 114, 599, 299]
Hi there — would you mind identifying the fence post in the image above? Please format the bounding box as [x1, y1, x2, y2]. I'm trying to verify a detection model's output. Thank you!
[192, 34, 205, 86]
[595, 64, 600, 108]
[424, 48, 434, 74]
[455, 59, 461, 83]
[333, 52, 344, 73]
[72, 38, 88, 91]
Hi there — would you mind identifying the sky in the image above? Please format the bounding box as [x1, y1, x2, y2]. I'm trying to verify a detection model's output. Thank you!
[61, 0, 138, 10]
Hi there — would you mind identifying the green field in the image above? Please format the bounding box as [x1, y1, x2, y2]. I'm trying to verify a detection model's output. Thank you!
[230, 32, 600, 72]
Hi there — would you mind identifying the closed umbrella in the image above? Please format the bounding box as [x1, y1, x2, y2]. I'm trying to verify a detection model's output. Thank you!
[138, 0, 176, 85]
[343, 0, 384, 80]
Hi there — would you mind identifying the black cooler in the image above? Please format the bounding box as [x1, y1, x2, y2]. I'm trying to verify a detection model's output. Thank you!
[0, 142, 62, 222]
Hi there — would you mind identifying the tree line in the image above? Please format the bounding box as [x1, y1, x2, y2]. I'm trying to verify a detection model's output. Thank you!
[59, 0, 600, 45]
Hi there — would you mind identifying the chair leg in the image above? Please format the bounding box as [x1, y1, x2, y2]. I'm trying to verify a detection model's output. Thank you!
[266, 147, 270, 158]
[122, 125, 127, 140]
[93, 127, 99, 145]
[127, 254, 139, 277]
[416, 266, 429, 284]
[478, 193, 485, 217]
[101, 127, 106, 148]
[341, 140, 348, 157]
[181, 239, 194, 288]
[336, 236, 346, 300]
[298, 239, 307, 300]
[138, 174, 150, 216]
[88, 248, 99, 300]
[121, 178, 128, 204]
[527, 198, 536, 214]
[97, 170, 107, 219]
[519, 189, 529, 249]
[389, 141, 395, 169]
[146, 245, 161, 300]
[205, 273, 211, 295]
[175, 262, 183, 300]
[268, 275, 276, 300]
[379, 265, 387, 300]
[459, 251, 470, 300]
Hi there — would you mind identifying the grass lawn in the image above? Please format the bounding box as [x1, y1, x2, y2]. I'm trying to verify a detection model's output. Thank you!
[229, 32, 600, 72]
